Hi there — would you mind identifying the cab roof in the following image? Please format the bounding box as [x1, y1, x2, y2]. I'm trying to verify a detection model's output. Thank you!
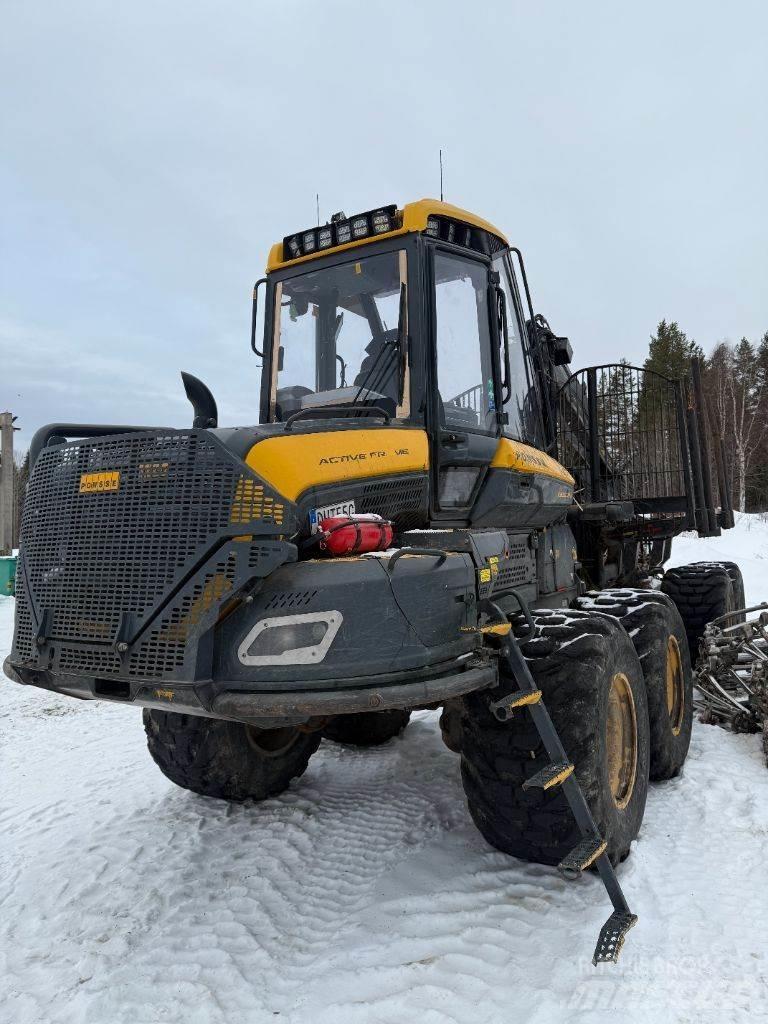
[266, 199, 509, 272]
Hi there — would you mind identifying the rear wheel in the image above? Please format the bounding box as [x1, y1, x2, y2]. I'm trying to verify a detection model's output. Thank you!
[459, 609, 650, 867]
[144, 709, 320, 801]
[574, 590, 693, 779]
[661, 562, 740, 660]
[322, 709, 411, 747]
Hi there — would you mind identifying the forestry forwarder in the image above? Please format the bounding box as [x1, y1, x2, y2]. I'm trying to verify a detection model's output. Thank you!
[5, 199, 740, 964]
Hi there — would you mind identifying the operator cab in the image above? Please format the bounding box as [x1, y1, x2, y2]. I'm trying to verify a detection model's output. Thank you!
[258, 199, 568, 518]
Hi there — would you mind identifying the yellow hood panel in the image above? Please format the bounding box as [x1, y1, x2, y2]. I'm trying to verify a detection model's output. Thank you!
[491, 438, 575, 486]
[245, 428, 429, 502]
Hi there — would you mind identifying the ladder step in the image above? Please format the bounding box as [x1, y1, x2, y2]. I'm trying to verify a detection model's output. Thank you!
[558, 836, 607, 878]
[522, 761, 574, 791]
[489, 689, 542, 720]
[592, 910, 638, 965]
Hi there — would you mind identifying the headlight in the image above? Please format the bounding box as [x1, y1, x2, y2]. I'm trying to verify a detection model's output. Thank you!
[335, 220, 352, 244]
[237, 611, 343, 667]
[351, 215, 369, 239]
[371, 208, 392, 234]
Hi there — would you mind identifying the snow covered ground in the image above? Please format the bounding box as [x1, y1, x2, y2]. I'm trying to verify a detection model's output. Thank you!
[2, 516, 768, 1024]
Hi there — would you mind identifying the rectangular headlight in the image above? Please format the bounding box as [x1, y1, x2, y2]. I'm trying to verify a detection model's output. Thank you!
[286, 235, 301, 258]
[237, 611, 343, 667]
[425, 216, 440, 237]
[302, 230, 317, 253]
[371, 209, 391, 234]
[351, 215, 369, 239]
[335, 220, 352, 244]
[318, 226, 333, 249]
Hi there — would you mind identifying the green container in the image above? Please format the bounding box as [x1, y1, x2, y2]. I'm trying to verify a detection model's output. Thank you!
[0, 555, 17, 597]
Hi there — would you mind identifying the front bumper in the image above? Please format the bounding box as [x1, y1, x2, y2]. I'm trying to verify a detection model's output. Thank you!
[4, 653, 496, 725]
[6, 548, 498, 724]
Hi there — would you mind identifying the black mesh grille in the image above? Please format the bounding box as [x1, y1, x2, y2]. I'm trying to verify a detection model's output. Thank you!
[20, 432, 242, 644]
[17, 430, 288, 673]
[495, 540, 534, 591]
[12, 577, 35, 661]
[127, 553, 237, 678]
[356, 476, 428, 531]
[263, 589, 318, 611]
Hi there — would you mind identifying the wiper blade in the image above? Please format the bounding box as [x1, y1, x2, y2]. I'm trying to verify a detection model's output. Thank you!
[352, 282, 407, 407]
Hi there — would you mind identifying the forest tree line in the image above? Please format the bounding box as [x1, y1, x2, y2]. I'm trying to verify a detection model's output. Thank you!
[644, 320, 768, 512]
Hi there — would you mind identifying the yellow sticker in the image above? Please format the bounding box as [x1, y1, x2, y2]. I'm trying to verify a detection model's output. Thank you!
[479, 568, 492, 583]
[355, 262, 362, 275]
[79, 471, 120, 494]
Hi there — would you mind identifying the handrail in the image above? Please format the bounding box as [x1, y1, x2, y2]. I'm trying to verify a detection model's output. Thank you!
[283, 405, 391, 430]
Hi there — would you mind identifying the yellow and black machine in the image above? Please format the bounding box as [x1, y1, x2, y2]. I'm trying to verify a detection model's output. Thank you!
[6, 199, 738, 963]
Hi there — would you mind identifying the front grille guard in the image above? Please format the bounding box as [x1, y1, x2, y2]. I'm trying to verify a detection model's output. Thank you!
[13, 427, 297, 682]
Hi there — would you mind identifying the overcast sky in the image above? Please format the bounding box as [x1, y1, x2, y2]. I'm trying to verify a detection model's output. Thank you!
[2, 0, 766, 451]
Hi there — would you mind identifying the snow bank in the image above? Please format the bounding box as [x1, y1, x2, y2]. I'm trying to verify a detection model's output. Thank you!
[1, 520, 767, 1023]
[667, 511, 768, 606]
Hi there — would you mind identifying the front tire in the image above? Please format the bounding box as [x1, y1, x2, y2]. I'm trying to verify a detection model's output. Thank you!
[322, 709, 411, 747]
[144, 710, 321, 801]
[575, 590, 693, 780]
[459, 609, 650, 867]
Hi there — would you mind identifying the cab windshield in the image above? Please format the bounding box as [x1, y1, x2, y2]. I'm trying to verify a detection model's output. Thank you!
[271, 251, 407, 422]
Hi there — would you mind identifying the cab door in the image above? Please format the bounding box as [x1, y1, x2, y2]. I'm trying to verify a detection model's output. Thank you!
[429, 248, 501, 519]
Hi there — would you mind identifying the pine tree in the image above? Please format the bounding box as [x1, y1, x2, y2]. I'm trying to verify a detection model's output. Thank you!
[703, 334, 768, 512]
[644, 320, 703, 381]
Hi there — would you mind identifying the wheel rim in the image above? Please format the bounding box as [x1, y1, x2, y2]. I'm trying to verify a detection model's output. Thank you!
[244, 725, 301, 758]
[666, 634, 685, 736]
[606, 672, 638, 810]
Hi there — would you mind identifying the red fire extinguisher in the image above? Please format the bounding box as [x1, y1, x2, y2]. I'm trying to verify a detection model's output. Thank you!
[317, 514, 394, 556]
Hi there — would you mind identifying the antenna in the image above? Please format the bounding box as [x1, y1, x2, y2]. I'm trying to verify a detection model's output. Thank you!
[316, 193, 320, 226]
[439, 149, 444, 202]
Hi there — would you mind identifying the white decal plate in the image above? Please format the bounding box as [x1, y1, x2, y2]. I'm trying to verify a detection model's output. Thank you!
[309, 500, 356, 533]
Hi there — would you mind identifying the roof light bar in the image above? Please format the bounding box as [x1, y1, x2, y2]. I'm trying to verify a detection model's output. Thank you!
[281, 205, 399, 261]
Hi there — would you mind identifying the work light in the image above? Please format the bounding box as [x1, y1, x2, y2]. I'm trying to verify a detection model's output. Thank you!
[318, 226, 333, 249]
[371, 209, 392, 234]
[335, 220, 352, 244]
[425, 217, 440, 237]
[302, 230, 317, 253]
[286, 235, 301, 258]
[351, 215, 369, 239]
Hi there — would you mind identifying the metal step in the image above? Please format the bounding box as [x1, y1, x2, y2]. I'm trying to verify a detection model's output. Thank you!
[480, 597, 638, 965]
[522, 760, 574, 791]
[558, 835, 607, 878]
[489, 688, 542, 721]
[592, 910, 638, 965]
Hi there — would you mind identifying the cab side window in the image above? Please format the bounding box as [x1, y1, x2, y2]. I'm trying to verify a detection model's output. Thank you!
[434, 252, 497, 433]
[494, 256, 543, 446]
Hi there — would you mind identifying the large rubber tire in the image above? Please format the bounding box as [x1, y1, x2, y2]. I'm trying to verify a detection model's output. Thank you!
[719, 561, 746, 615]
[661, 562, 738, 660]
[574, 589, 693, 780]
[322, 709, 411, 747]
[459, 608, 650, 867]
[144, 710, 321, 801]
